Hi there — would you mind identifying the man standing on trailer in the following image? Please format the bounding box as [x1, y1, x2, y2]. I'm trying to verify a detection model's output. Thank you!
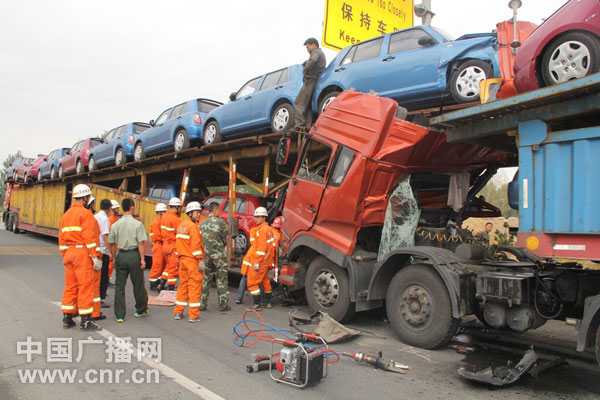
[59, 184, 103, 331]
[293, 37, 326, 132]
[173, 201, 205, 322]
[159, 197, 183, 290]
[148, 203, 167, 291]
[108, 198, 149, 322]
[199, 202, 230, 311]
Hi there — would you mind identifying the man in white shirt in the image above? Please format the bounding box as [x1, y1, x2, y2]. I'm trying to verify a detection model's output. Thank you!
[95, 199, 113, 304]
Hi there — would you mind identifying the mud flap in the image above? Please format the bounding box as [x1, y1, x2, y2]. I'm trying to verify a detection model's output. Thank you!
[289, 310, 360, 343]
[479, 78, 503, 104]
[458, 347, 537, 387]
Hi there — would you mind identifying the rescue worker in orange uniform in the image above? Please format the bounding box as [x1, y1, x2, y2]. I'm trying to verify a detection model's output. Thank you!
[148, 203, 167, 291]
[270, 216, 282, 283]
[158, 197, 183, 291]
[246, 207, 274, 310]
[173, 201, 205, 322]
[59, 184, 103, 331]
[107, 200, 120, 279]
[235, 226, 258, 304]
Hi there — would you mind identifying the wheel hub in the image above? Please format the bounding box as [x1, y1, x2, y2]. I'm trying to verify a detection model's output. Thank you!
[134, 146, 142, 160]
[399, 285, 432, 327]
[273, 108, 289, 130]
[313, 270, 339, 307]
[116, 151, 122, 164]
[455, 66, 485, 98]
[175, 134, 184, 150]
[321, 96, 336, 113]
[548, 41, 590, 84]
[205, 126, 215, 143]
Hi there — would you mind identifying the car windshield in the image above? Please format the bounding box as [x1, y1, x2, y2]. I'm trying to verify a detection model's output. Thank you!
[90, 139, 102, 148]
[197, 100, 220, 113]
[133, 123, 150, 134]
[431, 26, 454, 42]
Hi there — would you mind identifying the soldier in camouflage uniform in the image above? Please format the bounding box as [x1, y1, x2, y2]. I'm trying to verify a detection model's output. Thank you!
[199, 202, 230, 311]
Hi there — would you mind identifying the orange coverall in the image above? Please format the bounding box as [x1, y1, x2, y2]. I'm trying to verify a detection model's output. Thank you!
[246, 222, 273, 296]
[161, 210, 182, 286]
[148, 215, 165, 284]
[174, 219, 204, 319]
[58, 203, 99, 316]
[241, 227, 259, 276]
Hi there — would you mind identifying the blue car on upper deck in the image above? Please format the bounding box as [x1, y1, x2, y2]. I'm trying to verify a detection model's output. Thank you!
[38, 147, 70, 180]
[88, 122, 151, 171]
[312, 25, 500, 113]
[202, 64, 303, 145]
[133, 98, 223, 161]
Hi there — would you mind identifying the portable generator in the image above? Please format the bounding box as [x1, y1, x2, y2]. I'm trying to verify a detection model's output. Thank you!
[269, 334, 328, 388]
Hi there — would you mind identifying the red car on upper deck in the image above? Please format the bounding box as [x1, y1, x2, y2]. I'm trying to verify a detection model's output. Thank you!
[18, 154, 48, 183]
[58, 138, 102, 177]
[514, 0, 600, 93]
[14, 157, 34, 183]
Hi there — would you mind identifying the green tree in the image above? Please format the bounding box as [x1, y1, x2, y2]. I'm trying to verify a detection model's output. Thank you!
[478, 179, 518, 218]
[1, 151, 22, 203]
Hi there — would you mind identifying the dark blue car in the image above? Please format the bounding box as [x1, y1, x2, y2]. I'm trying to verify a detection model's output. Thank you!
[88, 122, 151, 171]
[312, 25, 500, 112]
[38, 148, 70, 180]
[133, 98, 222, 161]
[202, 65, 302, 145]
[5, 157, 24, 182]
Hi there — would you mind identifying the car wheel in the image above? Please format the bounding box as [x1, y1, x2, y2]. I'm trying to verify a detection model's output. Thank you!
[386, 265, 459, 349]
[541, 32, 600, 87]
[50, 167, 56, 179]
[203, 121, 222, 145]
[133, 143, 145, 162]
[173, 129, 190, 152]
[449, 60, 492, 103]
[88, 156, 97, 172]
[234, 231, 249, 255]
[58, 165, 64, 178]
[115, 148, 126, 166]
[318, 90, 341, 114]
[305, 255, 355, 322]
[271, 103, 294, 132]
[24, 173, 29, 183]
[37, 170, 42, 181]
[76, 159, 84, 175]
[13, 171, 17, 181]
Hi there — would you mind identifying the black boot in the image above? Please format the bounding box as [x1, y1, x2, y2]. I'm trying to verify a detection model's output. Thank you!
[167, 285, 176, 291]
[80, 315, 102, 331]
[156, 278, 166, 291]
[262, 292, 272, 309]
[247, 294, 262, 311]
[62, 313, 75, 329]
[149, 281, 159, 291]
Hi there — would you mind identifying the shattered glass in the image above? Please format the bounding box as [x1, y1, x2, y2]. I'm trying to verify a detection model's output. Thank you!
[378, 175, 421, 262]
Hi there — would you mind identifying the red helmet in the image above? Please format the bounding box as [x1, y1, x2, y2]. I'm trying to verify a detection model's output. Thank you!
[272, 216, 282, 228]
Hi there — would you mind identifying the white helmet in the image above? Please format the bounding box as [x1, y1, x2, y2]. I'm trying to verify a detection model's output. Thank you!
[254, 207, 268, 217]
[185, 201, 201, 214]
[169, 197, 182, 207]
[111, 199, 120, 209]
[73, 184, 92, 198]
[155, 203, 167, 212]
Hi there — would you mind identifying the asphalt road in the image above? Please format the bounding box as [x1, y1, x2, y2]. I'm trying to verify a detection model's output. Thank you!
[1, 228, 599, 399]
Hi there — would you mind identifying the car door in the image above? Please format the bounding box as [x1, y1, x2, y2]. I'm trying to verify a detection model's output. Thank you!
[96, 129, 116, 164]
[221, 76, 263, 134]
[40, 150, 55, 177]
[281, 138, 334, 241]
[64, 142, 81, 172]
[157, 102, 186, 149]
[111, 125, 126, 159]
[145, 108, 173, 151]
[379, 28, 442, 99]
[250, 69, 287, 125]
[338, 37, 385, 93]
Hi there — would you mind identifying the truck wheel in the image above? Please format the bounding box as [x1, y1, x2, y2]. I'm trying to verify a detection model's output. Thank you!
[596, 323, 600, 367]
[449, 60, 491, 103]
[271, 103, 294, 132]
[386, 265, 459, 349]
[305, 256, 355, 322]
[12, 214, 20, 234]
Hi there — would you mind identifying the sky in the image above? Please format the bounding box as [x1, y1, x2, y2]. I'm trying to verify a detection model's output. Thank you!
[0, 0, 567, 170]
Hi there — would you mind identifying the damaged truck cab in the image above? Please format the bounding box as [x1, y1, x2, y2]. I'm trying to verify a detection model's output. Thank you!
[275, 90, 512, 348]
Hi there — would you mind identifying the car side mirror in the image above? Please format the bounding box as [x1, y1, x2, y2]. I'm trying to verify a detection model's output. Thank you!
[418, 36, 436, 46]
[149, 120, 155, 127]
[276, 138, 291, 166]
[66, 150, 71, 155]
[229, 92, 237, 102]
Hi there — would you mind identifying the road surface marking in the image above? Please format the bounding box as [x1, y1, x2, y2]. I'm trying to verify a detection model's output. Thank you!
[0, 246, 60, 255]
[52, 302, 225, 399]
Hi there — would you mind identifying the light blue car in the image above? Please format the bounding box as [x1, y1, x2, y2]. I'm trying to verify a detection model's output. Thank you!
[88, 123, 151, 171]
[133, 98, 222, 161]
[202, 64, 303, 145]
[312, 25, 500, 113]
[38, 148, 70, 180]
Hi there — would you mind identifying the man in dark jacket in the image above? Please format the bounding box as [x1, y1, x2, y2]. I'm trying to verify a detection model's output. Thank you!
[293, 38, 326, 132]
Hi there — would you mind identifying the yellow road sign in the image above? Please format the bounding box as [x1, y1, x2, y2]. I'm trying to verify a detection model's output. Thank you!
[323, 0, 414, 51]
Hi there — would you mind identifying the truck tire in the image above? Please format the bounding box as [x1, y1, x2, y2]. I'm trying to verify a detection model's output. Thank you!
[596, 323, 600, 367]
[386, 264, 459, 349]
[305, 256, 355, 322]
[12, 214, 20, 234]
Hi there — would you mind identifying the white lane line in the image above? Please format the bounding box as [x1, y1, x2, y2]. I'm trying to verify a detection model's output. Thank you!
[52, 302, 225, 400]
